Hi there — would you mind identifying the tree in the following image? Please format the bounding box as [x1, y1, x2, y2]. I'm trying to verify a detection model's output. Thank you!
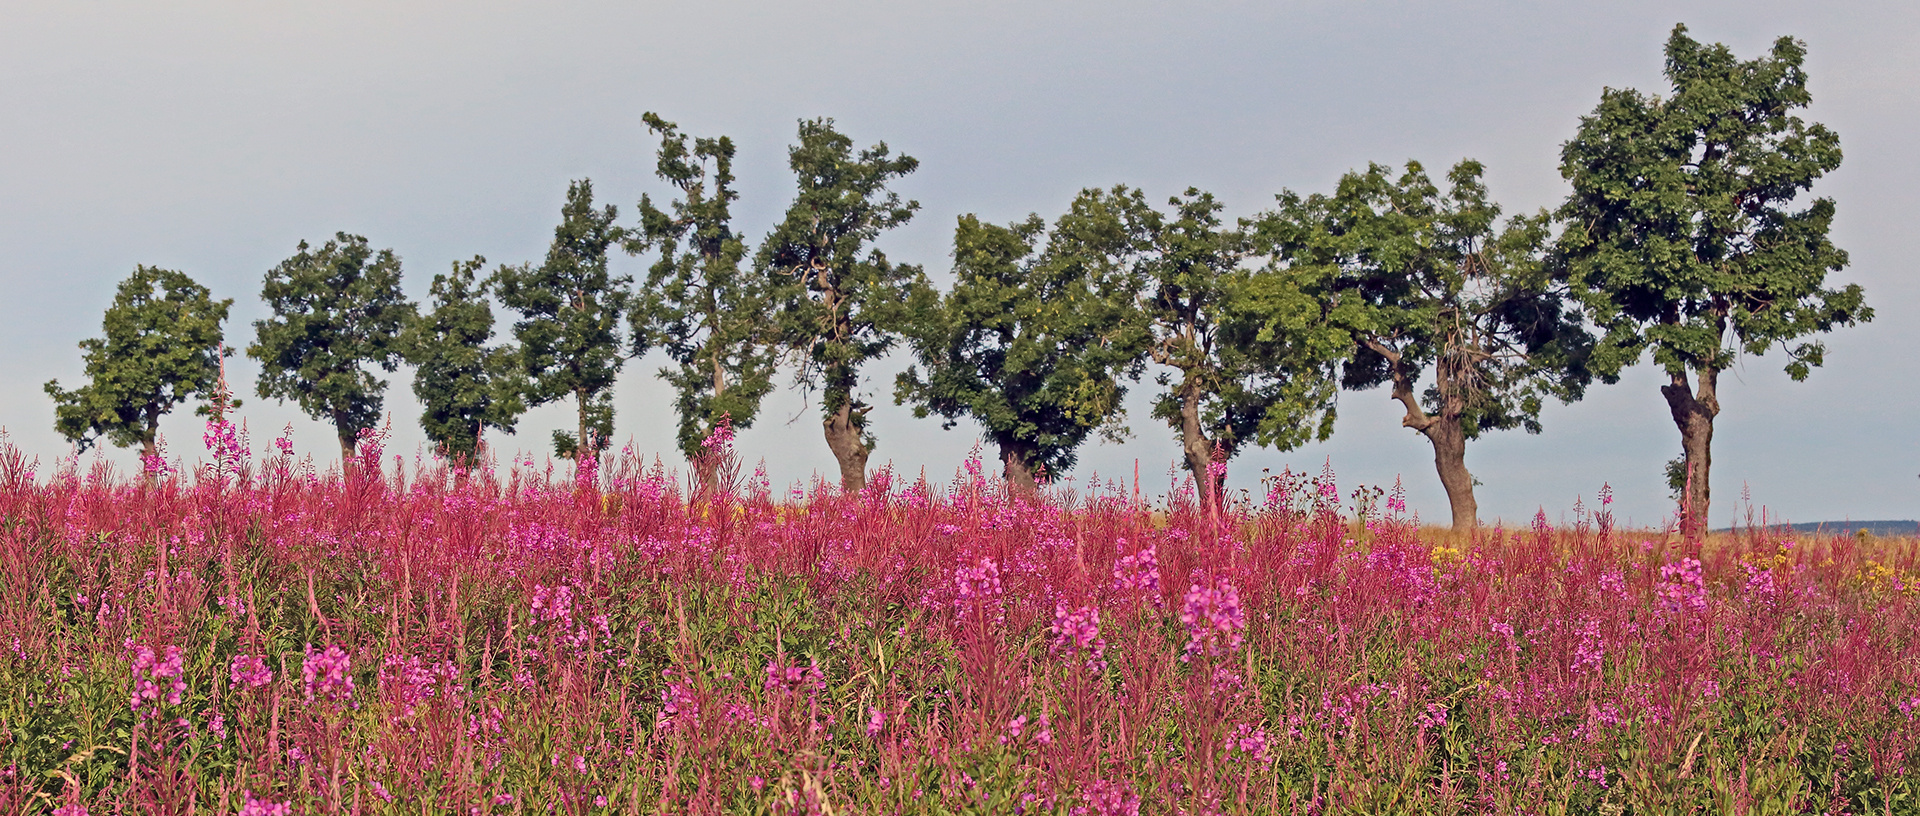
[401, 256, 526, 462]
[249, 233, 414, 462]
[1139, 188, 1345, 504]
[895, 190, 1150, 492]
[757, 118, 922, 491]
[1557, 25, 1868, 533]
[628, 113, 776, 461]
[45, 266, 234, 461]
[1261, 160, 1595, 530]
[495, 179, 630, 459]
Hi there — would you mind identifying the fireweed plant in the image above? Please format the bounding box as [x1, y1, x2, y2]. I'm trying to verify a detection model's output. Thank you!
[0, 417, 1914, 815]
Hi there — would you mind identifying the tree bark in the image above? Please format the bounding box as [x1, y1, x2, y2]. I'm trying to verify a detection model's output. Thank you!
[824, 400, 870, 492]
[816, 260, 870, 492]
[1176, 377, 1221, 508]
[1427, 420, 1477, 532]
[697, 348, 730, 492]
[1000, 440, 1039, 495]
[141, 409, 159, 463]
[575, 388, 590, 459]
[1369, 339, 1478, 531]
[140, 413, 160, 487]
[333, 410, 356, 467]
[1662, 366, 1720, 538]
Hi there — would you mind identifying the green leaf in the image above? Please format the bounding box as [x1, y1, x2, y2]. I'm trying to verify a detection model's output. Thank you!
[248, 233, 415, 457]
[45, 266, 233, 455]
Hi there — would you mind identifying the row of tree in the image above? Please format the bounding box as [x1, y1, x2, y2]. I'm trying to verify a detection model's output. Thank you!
[45, 27, 1869, 532]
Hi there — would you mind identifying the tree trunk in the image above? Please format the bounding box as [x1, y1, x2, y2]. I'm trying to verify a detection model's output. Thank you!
[141, 409, 160, 463]
[1176, 378, 1220, 507]
[334, 410, 356, 467]
[699, 350, 730, 492]
[466, 420, 484, 470]
[576, 388, 590, 459]
[140, 414, 160, 486]
[1426, 420, 1477, 532]
[817, 265, 870, 492]
[1000, 440, 1039, 495]
[1372, 338, 1479, 531]
[1662, 366, 1720, 538]
[708, 284, 728, 399]
[824, 400, 870, 492]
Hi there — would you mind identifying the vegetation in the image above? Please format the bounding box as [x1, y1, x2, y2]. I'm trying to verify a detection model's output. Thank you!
[494, 180, 630, 459]
[629, 114, 777, 462]
[1263, 160, 1595, 530]
[1557, 24, 1868, 535]
[0, 435, 1913, 813]
[43, 266, 233, 463]
[895, 191, 1150, 492]
[247, 234, 414, 461]
[399, 257, 525, 462]
[20, 27, 1899, 809]
[757, 118, 923, 491]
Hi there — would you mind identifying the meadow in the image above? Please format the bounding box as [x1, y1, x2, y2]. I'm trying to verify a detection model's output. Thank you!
[0, 421, 1915, 815]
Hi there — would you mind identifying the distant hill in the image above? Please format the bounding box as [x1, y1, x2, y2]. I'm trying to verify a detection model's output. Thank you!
[1722, 520, 1919, 537]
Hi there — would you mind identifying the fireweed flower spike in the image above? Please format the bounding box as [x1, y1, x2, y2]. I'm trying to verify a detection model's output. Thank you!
[1, 428, 1915, 810]
[302, 644, 354, 702]
[229, 654, 273, 689]
[237, 791, 291, 816]
[1048, 602, 1107, 672]
[130, 644, 187, 713]
[1178, 576, 1245, 661]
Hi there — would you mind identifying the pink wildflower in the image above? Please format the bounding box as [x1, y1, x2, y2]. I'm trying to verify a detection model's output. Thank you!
[130, 644, 187, 713]
[302, 644, 354, 702]
[1074, 779, 1141, 816]
[1571, 619, 1605, 674]
[1110, 541, 1160, 594]
[953, 557, 1005, 624]
[1227, 722, 1274, 764]
[1657, 557, 1708, 615]
[237, 791, 290, 816]
[229, 654, 273, 689]
[656, 680, 698, 731]
[999, 714, 1028, 744]
[1048, 602, 1107, 671]
[1179, 577, 1245, 661]
[762, 656, 826, 697]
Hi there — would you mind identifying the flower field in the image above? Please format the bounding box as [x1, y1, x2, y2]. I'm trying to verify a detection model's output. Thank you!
[0, 428, 1916, 815]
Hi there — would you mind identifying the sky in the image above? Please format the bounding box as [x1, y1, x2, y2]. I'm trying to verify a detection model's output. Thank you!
[3, 0, 1915, 529]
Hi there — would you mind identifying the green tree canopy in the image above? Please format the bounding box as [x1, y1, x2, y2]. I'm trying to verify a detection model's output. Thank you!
[1557, 24, 1868, 533]
[45, 266, 234, 462]
[401, 256, 526, 463]
[757, 118, 922, 491]
[1138, 188, 1346, 503]
[1260, 160, 1594, 530]
[495, 179, 629, 459]
[895, 191, 1151, 492]
[629, 113, 776, 461]
[248, 233, 414, 462]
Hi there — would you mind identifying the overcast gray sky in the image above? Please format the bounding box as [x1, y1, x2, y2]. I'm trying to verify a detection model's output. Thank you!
[4, 0, 1914, 528]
